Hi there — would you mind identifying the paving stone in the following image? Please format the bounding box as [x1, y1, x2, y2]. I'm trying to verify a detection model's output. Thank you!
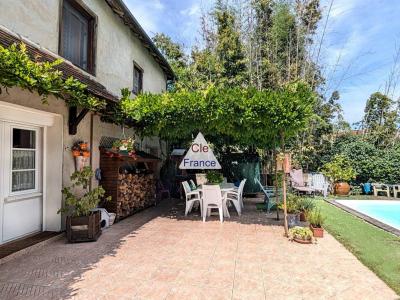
[0, 198, 397, 299]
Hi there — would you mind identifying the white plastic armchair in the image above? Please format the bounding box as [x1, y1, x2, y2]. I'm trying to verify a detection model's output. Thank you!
[201, 185, 224, 222]
[182, 181, 202, 216]
[311, 173, 330, 198]
[225, 179, 247, 216]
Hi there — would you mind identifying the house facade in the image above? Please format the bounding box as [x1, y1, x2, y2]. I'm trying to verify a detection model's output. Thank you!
[0, 0, 173, 244]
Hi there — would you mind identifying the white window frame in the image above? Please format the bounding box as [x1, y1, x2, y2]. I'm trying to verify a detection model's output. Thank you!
[9, 124, 41, 196]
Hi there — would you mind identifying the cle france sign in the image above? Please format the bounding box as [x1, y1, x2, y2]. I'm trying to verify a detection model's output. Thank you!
[179, 133, 221, 169]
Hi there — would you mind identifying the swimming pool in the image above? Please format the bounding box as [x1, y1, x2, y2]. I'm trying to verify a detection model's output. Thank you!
[336, 200, 400, 231]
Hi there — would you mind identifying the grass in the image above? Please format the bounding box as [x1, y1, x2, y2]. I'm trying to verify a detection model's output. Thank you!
[317, 199, 400, 295]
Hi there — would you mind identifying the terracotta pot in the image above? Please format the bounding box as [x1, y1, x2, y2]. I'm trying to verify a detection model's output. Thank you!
[293, 237, 312, 244]
[310, 225, 324, 238]
[300, 212, 307, 222]
[79, 143, 88, 150]
[334, 182, 350, 195]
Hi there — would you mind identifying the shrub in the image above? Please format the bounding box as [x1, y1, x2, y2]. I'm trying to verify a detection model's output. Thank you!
[321, 154, 357, 183]
[297, 198, 316, 214]
[308, 209, 325, 228]
[58, 167, 110, 217]
[206, 171, 224, 184]
[289, 226, 313, 241]
[279, 193, 301, 214]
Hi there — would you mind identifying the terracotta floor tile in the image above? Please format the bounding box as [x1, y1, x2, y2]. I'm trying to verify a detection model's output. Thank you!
[0, 198, 397, 300]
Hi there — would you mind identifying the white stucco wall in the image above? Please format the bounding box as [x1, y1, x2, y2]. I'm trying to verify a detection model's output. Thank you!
[0, 88, 166, 232]
[0, 0, 167, 95]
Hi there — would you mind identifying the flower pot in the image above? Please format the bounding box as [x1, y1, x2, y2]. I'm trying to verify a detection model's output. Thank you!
[334, 182, 350, 195]
[310, 224, 324, 238]
[72, 150, 81, 157]
[75, 156, 88, 171]
[293, 237, 313, 244]
[66, 211, 101, 243]
[79, 143, 88, 150]
[287, 213, 300, 228]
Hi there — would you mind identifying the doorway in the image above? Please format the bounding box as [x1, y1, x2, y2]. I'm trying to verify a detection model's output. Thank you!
[0, 122, 43, 243]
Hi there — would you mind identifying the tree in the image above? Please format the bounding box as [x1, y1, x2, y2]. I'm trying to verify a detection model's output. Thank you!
[362, 92, 398, 147]
[152, 33, 189, 91]
[214, 2, 248, 87]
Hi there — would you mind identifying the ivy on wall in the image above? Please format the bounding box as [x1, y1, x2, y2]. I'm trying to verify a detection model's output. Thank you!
[0, 43, 106, 111]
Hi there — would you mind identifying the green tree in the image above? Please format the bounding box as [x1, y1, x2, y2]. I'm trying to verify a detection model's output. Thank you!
[362, 92, 398, 147]
[214, 1, 248, 87]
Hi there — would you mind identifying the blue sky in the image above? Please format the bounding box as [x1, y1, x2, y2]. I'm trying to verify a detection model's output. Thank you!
[123, 0, 400, 125]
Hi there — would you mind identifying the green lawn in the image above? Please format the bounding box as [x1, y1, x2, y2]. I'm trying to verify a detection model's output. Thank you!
[317, 199, 400, 295]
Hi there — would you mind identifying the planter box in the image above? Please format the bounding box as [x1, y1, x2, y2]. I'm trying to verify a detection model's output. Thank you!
[287, 213, 300, 228]
[66, 211, 101, 243]
[310, 224, 324, 238]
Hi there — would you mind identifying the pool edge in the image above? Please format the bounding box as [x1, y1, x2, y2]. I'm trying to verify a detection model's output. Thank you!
[327, 199, 400, 237]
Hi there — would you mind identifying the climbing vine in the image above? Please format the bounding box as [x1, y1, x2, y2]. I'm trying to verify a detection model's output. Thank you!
[0, 43, 106, 111]
[118, 82, 316, 148]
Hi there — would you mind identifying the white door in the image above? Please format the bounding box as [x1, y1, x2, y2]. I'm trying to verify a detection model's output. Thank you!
[0, 122, 43, 243]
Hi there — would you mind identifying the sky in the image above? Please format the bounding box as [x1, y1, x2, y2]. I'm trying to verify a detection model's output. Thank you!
[123, 0, 400, 125]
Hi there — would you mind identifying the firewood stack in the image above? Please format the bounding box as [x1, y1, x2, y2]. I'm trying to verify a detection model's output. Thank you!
[117, 173, 156, 218]
[99, 149, 160, 221]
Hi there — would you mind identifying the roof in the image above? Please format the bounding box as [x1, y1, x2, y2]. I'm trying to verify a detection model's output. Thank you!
[104, 0, 175, 80]
[0, 26, 119, 103]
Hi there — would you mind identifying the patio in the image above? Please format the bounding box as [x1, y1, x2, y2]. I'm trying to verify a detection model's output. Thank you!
[0, 198, 397, 300]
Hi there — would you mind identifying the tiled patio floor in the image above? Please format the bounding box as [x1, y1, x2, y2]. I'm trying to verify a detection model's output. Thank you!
[0, 198, 397, 300]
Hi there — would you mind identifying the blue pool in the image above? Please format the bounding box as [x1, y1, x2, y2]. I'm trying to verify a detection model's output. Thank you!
[336, 200, 400, 230]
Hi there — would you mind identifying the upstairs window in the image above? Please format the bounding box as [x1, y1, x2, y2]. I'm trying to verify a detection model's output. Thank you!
[60, 0, 95, 74]
[133, 64, 143, 95]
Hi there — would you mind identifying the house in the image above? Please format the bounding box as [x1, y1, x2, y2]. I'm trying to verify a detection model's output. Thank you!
[0, 0, 174, 244]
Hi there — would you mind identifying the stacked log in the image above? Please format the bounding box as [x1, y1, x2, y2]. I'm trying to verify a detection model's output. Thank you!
[116, 173, 156, 218]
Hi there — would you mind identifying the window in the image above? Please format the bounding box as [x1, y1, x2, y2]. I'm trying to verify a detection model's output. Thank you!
[60, 0, 95, 73]
[11, 129, 37, 192]
[132, 64, 143, 95]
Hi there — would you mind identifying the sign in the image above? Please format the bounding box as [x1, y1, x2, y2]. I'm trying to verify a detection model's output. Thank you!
[179, 133, 221, 169]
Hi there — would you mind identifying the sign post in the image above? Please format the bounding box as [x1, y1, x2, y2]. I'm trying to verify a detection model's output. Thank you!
[179, 133, 221, 170]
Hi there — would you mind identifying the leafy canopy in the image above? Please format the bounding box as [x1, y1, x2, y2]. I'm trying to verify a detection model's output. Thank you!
[321, 154, 357, 183]
[118, 81, 316, 148]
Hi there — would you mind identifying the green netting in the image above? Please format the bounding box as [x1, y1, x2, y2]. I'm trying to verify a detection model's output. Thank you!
[220, 153, 261, 193]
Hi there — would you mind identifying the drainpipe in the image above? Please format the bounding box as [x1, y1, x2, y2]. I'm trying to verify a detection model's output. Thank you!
[89, 112, 94, 191]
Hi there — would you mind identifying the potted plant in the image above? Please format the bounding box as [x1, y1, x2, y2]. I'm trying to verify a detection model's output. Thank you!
[288, 226, 314, 244]
[206, 171, 224, 185]
[58, 167, 110, 243]
[308, 209, 325, 238]
[112, 137, 135, 155]
[71, 141, 90, 171]
[279, 193, 301, 228]
[321, 154, 357, 196]
[297, 198, 315, 221]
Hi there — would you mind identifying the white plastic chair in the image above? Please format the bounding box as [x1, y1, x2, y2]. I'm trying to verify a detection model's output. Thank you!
[182, 181, 202, 216]
[201, 185, 224, 222]
[225, 179, 246, 216]
[311, 173, 329, 198]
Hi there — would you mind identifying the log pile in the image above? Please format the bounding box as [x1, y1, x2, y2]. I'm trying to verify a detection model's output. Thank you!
[117, 173, 156, 218]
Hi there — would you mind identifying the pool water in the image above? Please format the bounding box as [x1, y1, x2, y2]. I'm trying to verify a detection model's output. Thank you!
[336, 200, 400, 230]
